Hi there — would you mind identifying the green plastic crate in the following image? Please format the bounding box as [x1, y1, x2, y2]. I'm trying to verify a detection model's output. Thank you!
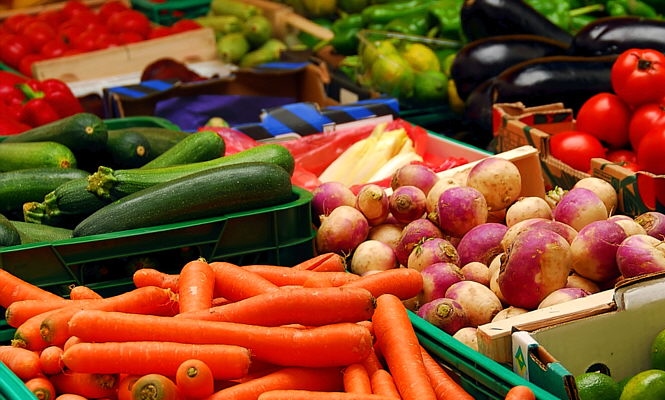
[0, 362, 34, 400]
[104, 115, 182, 131]
[131, 0, 212, 26]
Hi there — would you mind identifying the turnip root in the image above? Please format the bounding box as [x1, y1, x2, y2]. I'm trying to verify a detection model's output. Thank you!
[569, 219, 626, 283]
[497, 227, 572, 310]
[445, 281, 503, 327]
[501, 218, 577, 252]
[635, 211, 665, 240]
[315, 205, 369, 255]
[437, 186, 489, 238]
[501, 218, 548, 251]
[505, 196, 553, 227]
[368, 223, 404, 251]
[311, 181, 356, 219]
[573, 177, 618, 215]
[416, 298, 469, 335]
[426, 177, 462, 215]
[394, 218, 444, 266]
[466, 157, 522, 211]
[616, 234, 665, 279]
[355, 184, 390, 226]
[407, 237, 459, 272]
[460, 261, 491, 287]
[391, 163, 439, 195]
[491, 306, 528, 322]
[418, 262, 464, 305]
[349, 240, 398, 275]
[488, 253, 507, 303]
[566, 273, 601, 294]
[552, 187, 608, 231]
[389, 185, 427, 224]
[453, 327, 479, 350]
[456, 222, 508, 267]
[609, 215, 647, 236]
[537, 287, 590, 309]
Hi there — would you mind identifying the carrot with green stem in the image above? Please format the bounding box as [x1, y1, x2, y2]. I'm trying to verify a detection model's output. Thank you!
[175, 358, 215, 398]
[176, 286, 375, 327]
[24, 376, 56, 400]
[131, 373, 180, 400]
[372, 293, 437, 400]
[343, 268, 423, 300]
[343, 363, 372, 394]
[292, 253, 346, 272]
[177, 258, 215, 314]
[132, 268, 179, 292]
[49, 371, 118, 398]
[419, 346, 474, 400]
[0, 268, 63, 308]
[68, 310, 374, 368]
[257, 390, 400, 400]
[370, 369, 401, 398]
[12, 308, 61, 351]
[0, 344, 41, 380]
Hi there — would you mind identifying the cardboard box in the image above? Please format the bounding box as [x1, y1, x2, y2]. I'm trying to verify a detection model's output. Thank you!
[494, 102, 665, 217]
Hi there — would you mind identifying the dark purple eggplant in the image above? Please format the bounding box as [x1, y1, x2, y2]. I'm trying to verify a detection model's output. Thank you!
[569, 16, 665, 56]
[460, 0, 574, 46]
[450, 34, 570, 102]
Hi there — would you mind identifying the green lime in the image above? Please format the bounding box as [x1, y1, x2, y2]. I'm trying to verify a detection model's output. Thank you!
[369, 53, 414, 98]
[361, 39, 399, 70]
[243, 15, 273, 48]
[576, 371, 621, 400]
[410, 70, 448, 106]
[400, 42, 441, 72]
[620, 369, 665, 400]
[651, 327, 665, 370]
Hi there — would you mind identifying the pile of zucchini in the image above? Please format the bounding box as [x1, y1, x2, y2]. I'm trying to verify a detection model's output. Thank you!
[0, 113, 297, 246]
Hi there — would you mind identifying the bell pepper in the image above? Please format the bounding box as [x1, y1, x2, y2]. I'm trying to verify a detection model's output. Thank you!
[360, 0, 438, 26]
[524, 0, 604, 32]
[428, 0, 465, 40]
[18, 98, 61, 127]
[383, 12, 433, 36]
[0, 106, 31, 135]
[605, 0, 659, 18]
[329, 14, 365, 56]
[17, 78, 84, 127]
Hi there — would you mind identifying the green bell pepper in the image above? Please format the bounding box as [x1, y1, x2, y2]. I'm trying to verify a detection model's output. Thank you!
[605, 0, 660, 18]
[329, 14, 365, 56]
[428, 0, 464, 40]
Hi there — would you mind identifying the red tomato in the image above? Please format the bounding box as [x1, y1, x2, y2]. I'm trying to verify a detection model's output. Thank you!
[575, 92, 631, 149]
[637, 125, 665, 174]
[611, 48, 665, 107]
[628, 98, 665, 150]
[549, 130, 607, 173]
[21, 20, 57, 53]
[171, 19, 203, 33]
[148, 26, 173, 39]
[0, 34, 34, 69]
[97, 0, 130, 20]
[117, 32, 145, 44]
[3, 14, 33, 34]
[107, 10, 151, 39]
[61, 0, 93, 19]
[606, 149, 641, 172]
[40, 38, 69, 59]
[18, 53, 46, 77]
[34, 9, 66, 29]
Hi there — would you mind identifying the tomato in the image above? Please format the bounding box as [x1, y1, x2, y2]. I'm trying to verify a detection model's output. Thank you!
[606, 149, 641, 172]
[148, 26, 173, 39]
[628, 98, 665, 150]
[0, 34, 34, 69]
[34, 9, 66, 29]
[61, 0, 93, 19]
[549, 130, 607, 173]
[3, 14, 33, 34]
[575, 92, 631, 149]
[40, 39, 69, 59]
[611, 48, 665, 107]
[171, 19, 203, 33]
[18, 53, 46, 77]
[98, 0, 130, 20]
[107, 10, 151, 39]
[117, 32, 145, 45]
[637, 125, 665, 174]
[21, 20, 57, 53]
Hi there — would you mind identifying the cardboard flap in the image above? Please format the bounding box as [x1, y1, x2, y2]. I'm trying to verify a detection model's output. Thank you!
[614, 271, 665, 310]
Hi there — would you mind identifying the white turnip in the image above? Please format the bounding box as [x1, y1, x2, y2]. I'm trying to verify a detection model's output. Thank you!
[466, 157, 522, 211]
[311, 181, 356, 219]
[537, 287, 590, 309]
[437, 186, 489, 238]
[569, 219, 627, 283]
[552, 187, 608, 231]
[501, 218, 577, 252]
[504, 196, 553, 227]
[491, 306, 528, 322]
[456, 222, 508, 267]
[566, 273, 601, 294]
[445, 280, 503, 327]
[573, 177, 618, 215]
[460, 261, 491, 286]
[416, 297, 469, 335]
[315, 205, 369, 255]
[426, 177, 462, 216]
[389, 185, 427, 224]
[391, 163, 439, 195]
[355, 184, 390, 226]
[418, 261, 464, 305]
[635, 211, 665, 240]
[394, 218, 444, 266]
[368, 223, 404, 251]
[488, 253, 507, 303]
[453, 327, 479, 350]
[407, 237, 459, 272]
[616, 234, 665, 279]
[349, 239, 398, 275]
[609, 215, 647, 236]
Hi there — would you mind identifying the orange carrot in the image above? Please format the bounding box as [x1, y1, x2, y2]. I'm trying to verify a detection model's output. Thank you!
[13, 309, 61, 351]
[62, 335, 81, 351]
[68, 285, 103, 300]
[131, 373, 180, 400]
[292, 253, 347, 272]
[419, 346, 474, 400]
[132, 268, 179, 292]
[176, 286, 375, 327]
[209, 261, 279, 301]
[302, 271, 361, 288]
[372, 294, 436, 400]
[5, 298, 71, 328]
[177, 258, 215, 314]
[257, 390, 400, 400]
[116, 374, 141, 400]
[49, 371, 118, 398]
[361, 347, 383, 377]
[62, 341, 251, 380]
[504, 385, 536, 400]
[343, 363, 372, 394]
[0, 344, 41, 380]
[242, 264, 358, 287]
[343, 268, 423, 300]
[68, 310, 374, 368]
[370, 369, 401, 398]
[55, 394, 88, 400]
[0, 268, 63, 308]
[39, 345, 65, 375]
[206, 366, 344, 400]
[175, 358, 215, 398]
[24, 376, 56, 400]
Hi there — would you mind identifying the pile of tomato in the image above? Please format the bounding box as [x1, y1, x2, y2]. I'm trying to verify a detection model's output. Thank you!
[0, 0, 202, 77]
[549, 48, 665, 176]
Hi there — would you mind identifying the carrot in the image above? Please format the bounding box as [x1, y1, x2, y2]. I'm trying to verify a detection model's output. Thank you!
[208, 261, 279, 301]
[343, 363, 372, 394]
[292, 253, 347, 272]
[24, 376, 56, 400]
[63, 335, 81, 351]
[343, 268, 423, 300]
[39, 345, 65, 375]
[13, 308, 61, 350]
[0, 344, 41, 380]
[302, 271, 362, 288]
[370, 369, 401, 398]
[504, 385, 536, 400]
[206, 366, 344, 400]
[242, 264, 358, 287]
[68, 285, 103, 300]
[257, 390, 400, 400]
[361, 347, 383, 377]
[116, 374, 141, 400]
[40, 285, 178, 347]
[49, 371, 118, 398]
[55, 395, 88, 400]
[5, 298, 70, 327]
[175, 358, 215, 398]
[62, 341, 251, 380]
[131, 373, 180, 400]
[0, 268, 63, 308]
[132, 268, 179, 292]
[177, 258, 215, 314]
[176, 286, 376, 327]
[372, 294, 436, 400]
[419, 346, 474, 400]
[68, 310, 374, 368]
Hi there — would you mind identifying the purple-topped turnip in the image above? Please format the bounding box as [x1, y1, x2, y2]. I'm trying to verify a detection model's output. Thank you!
[635, 211, 665, 240]
[537, 287, 590, 309]
[315, 205, 369, 255]
[389, 185, 427, 224]
[349, 239, 398, 275]
[394, 218, 444, 266]
[453, 327, 479, 350]
[416, 297, 469, 335]
[616, 234, 665, 279]
[504, 196, 553, 227]
[553, 187, 608, 231]
[407, 237, 459, 272]
[466, 157, 522, 211]
[391, 163, 439, 195]
[569, 219, 627, 283]
[456, 222, 508, 267]
[573, 177, 618, 215]
[417, 261, 464, 305]
[609, 215, 647, 236]
[445, 280, 503, 327]
[566, 274, 601, 294]
[460, 261, 491, 286]
[426, 177, 462, 216]
[492, 306, 528, 322]
[311, 181, 356, 219]
[437, 186, 489, 238]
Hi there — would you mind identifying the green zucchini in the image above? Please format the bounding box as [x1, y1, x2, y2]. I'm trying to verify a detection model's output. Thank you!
[86, 143, 295, 200]
[1, 113, 108, 153]
[73, 161, 294, 237]
[104, 129, 153, 169]
[0, 167, 90, 214]
[10, 220, 73, 244]
[0, 213, 21, 247]
[140, 130, 225, 169]
[0, 141, 78, 171]
[111, 127, 189, 156]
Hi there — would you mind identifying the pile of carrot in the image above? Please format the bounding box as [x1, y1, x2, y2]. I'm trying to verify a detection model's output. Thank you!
[0, 252, 535, 399]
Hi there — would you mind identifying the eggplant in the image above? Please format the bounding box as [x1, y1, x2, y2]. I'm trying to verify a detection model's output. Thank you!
[463, 55, 617, 139]
[569, 16, 665, 56]
[460, 0, 574, 46]
[450, 34, 570, 102]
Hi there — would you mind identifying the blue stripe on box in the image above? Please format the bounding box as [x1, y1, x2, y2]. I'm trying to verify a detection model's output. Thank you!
[261, 103, 334, 135]
[107, 80, 176, 99]
[141, 80, 176, 91]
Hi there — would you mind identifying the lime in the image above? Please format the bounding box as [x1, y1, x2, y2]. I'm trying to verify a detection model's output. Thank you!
[575, 371, 621, 400]
[619, 369, 665, 400]
[243, 15, 273, 48]
[400, 42, 441, 72]
[361, 39, 399, 70]
[410, 70, 448, 106]
[369, 53, 414, 98]
[651, 327, 665, 370]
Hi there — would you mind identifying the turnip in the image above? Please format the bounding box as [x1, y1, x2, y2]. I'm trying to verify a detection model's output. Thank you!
[349, 240, 398, 275]
[355, 184, 390, 226]
[488, 253, 507, 303]
[394, 218, 444, 266]
[635, 211, 665, 240]
[552, 187, 608, 231]
[416, 297, 469, 335]
[501, 218, 577, 252]
[460, 261, 491, 287]
[437, 186, 489, 238]
[389, 185, 427, 224]
[368, 223, 404, 251]
[504, 196, 553, 227]
[391, 163, 439, 195]
[418, 261, 464, 305]
[537, 287, 590, 309]
[456, 222, 508, 267]
[616, 234, 665, 279]
[407, 237, 459, 272]
[492, 306, 528, 322]
[609, 215, 647, 236]
[445, 280, 503, 327]
[311, 181, 356, 219]
[315, 205, 369, 255]
[566, 273, 601, 294]
[569, 219, 627, 283]
[497, 227, 572, 310]
[466, 157, 522, 211]
[453, 327, 479, 350]
[573, 177, 618, 215]
[426, 177, 462, 216]
[501, 218, 548, 251]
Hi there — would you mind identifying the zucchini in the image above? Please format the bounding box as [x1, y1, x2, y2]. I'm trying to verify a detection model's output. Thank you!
[73, 161, 294, 237]
[140, 130, 225, 169]
[0, 213, 21, 247]
[104, 129, 153, 169]
[0, 167, 90, 214]
[1, 113, 108, 153]
[10, 220, 73, 244]
[0, 141, 78, 171]
[87, 143, 295, 200]
[111, 127, 189, 156]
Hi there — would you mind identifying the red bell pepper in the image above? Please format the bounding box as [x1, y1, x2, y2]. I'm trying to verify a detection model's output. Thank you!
[18, 98, 61, 127]
[0, 106, 31, 135]
[18, 78, 83, 121]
